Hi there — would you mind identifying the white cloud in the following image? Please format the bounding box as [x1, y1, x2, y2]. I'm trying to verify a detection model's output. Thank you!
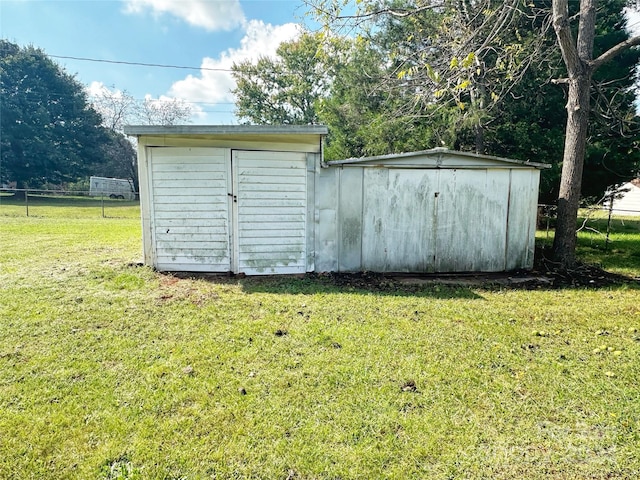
[123, 0, 245, 31]
[168, 20, 301, 110]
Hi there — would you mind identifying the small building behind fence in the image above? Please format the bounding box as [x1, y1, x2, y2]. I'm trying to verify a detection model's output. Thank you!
[603, 180, 640, 216]
[89, 176, 136, 201]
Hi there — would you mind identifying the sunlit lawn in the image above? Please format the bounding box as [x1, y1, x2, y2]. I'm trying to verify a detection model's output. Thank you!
[1, 200, 639, 479]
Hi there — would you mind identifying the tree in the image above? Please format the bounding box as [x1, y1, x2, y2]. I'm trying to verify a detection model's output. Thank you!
[551, 0, 640, 267]
[0, 40, 110, 189]
[136, 96, 193, 126]
[480, 0, 640, 204]
[88, 85, 193, 192]
[308, 1, 552, 154]
[232, 33, 326, 125]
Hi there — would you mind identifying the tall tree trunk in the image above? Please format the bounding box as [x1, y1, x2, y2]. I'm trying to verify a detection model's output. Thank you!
[552, 73, 592, 266]
[551, 0, 597, 268]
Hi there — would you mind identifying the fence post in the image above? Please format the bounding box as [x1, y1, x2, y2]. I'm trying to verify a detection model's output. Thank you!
[101, 194, 105, 218]
[25, 189, 29, 217]
[605, 197, 614, 250]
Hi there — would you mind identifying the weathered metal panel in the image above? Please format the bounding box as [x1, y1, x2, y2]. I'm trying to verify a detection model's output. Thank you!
[149, 147, 231, 272]
[306, 153, 317, 272]
[337, 168, 364, 271]
[435, 169, 509, 272]
[233, 150, 307, 275]
[505, 169, 540, 270]
[361, 168, 438, 272]
[314, 167, 339, 272]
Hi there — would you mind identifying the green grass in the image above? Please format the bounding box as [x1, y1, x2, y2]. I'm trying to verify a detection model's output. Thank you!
[1, 201, 640, 479]
[0, 193, 140, 219]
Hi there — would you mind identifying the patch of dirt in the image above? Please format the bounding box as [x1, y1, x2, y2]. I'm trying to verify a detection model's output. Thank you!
[533, 246, 638, 288]
[315, 251, 638, 290]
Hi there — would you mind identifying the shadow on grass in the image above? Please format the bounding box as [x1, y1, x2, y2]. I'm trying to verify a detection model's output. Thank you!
[164, 270, 484, 299]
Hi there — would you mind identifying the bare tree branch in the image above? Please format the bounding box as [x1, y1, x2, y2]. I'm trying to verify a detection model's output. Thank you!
[590, 35, 640, 71]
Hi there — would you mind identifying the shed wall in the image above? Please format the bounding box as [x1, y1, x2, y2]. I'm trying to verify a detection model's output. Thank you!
[315, 163, 540, 273]
[138, 141, 321, 274]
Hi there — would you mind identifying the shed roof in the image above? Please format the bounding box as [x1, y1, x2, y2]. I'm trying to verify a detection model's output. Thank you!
[326, 148, 550, 169]
[124, 125, 328, 152]
[124, 125, 329, 136]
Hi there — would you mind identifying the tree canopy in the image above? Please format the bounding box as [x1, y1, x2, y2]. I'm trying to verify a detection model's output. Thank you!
[0, 40, 112, 188]
[233, 1, 639, 206]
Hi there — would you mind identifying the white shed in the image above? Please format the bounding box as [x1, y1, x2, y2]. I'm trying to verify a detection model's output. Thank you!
[125, 125, 548, 275]
[315, 149, 548, 273]
[125, 125, 327, 275]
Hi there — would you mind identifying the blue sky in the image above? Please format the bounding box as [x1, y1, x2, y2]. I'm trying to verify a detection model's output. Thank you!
[0, 0, 308, 124]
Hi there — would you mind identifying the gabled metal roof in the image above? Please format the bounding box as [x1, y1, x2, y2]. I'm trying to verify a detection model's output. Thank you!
[326, 147, 550, 169]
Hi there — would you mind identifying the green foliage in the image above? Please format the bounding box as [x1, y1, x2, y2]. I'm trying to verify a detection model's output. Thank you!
[304, 0, 640, 200]
[0, 40, 113, 188]
[232, 33, 325, 125]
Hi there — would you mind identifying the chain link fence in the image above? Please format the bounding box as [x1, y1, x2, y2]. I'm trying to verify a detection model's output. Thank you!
[0, 188, 139, 218]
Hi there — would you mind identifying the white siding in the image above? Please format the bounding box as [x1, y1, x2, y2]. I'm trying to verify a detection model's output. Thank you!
[233, 150, 308, 275]
[435, 169, 509, 272]
[149, 147, 231, 272]
[361, 169, 437, 272]
[315, 162, 541, 273]
[606, 182, 640, 216]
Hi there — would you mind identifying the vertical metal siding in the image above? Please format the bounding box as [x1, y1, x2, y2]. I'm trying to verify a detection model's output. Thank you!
[150, 147, 231, 271]
[337, 167, 364, 271]
[361, 169, 437, 272]
[233, 150, 307, 275]
[314, 167, 339, 272]
[505, 169, 539, 270]
[316, 161, 540, 273]
[435, 169, 510, 272]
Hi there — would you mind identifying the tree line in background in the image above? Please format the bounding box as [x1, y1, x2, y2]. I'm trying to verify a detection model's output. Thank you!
[0, 40, 192, 193]
[232, 0, 640, 266]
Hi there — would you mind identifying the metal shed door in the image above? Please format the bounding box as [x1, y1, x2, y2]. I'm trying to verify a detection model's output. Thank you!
[149, 147, 231, 272]
[232, 150, 307, 275]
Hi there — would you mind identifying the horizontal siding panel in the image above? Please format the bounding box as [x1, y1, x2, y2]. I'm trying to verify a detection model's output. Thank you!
[153, 180, 228, 194]
[239, 199, 305, 208]
[238, 253, 305, 263]
[238, 191, 306, 200]
[153, 154, 226, 167]
[235, 206, 304, 215]
[239, 228, 304, 237]
[239, 244, 304, 254]
[152, 173, 225, 184]
[236, 183, 306, 193]
[153, 202, 225, 212]
[153, 218, 228, 228]
[239, 265, 306, 275]
[153, 211, 228, 220]
[156, 262, 230, 272]
[239, 214, 304, 223]
[157, 248, 230, 258]
[238, 235, 305, 244]
[157, 240, 228, 250]
[236, 168, 305, 178]
[238, 159, 307, 169]
[155, 225, 227, 235]
[153, 196, 227, 205]
[238, 176, 305, 185]
[156, 233, 228, 243]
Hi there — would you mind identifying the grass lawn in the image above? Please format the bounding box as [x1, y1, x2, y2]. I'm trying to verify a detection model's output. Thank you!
[1, 201, 639, 479]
